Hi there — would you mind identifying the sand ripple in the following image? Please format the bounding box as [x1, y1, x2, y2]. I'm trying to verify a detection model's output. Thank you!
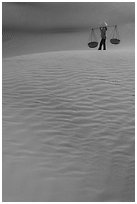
[3, 50, 134, 201]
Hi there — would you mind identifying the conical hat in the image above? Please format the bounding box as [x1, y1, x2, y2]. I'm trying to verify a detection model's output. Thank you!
[100, 21, 108, 27]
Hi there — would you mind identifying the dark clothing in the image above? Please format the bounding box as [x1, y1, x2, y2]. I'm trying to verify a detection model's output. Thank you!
[100, 27, 107, 39]
[98, 38, 106, 50]
[98, 27, 107, 50]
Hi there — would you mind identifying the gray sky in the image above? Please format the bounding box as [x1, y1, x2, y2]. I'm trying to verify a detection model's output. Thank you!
[2, 2, 135, 32]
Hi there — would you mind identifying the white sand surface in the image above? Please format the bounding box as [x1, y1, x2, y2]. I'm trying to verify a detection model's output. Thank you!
[2, 50, 134, 201]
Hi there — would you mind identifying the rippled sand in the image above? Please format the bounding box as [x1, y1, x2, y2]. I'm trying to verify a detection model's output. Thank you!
[2, 50, 135, 201]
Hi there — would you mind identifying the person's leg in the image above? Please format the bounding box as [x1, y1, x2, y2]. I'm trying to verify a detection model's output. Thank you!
[98, 39, 103, 50]
[103, 39, 106, 50]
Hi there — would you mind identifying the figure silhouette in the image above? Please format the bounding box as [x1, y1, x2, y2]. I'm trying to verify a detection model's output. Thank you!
[98, 27, 107, 50]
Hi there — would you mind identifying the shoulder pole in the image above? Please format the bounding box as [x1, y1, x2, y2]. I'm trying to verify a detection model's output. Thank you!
[91, 25, 117, 30]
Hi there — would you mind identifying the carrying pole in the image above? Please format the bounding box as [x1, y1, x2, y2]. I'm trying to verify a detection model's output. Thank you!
[91, 25, 117, 30]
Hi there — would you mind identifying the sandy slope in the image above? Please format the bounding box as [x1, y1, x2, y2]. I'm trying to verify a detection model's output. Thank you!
[2, 50, 135, 201]
[2, 21, 135, 58]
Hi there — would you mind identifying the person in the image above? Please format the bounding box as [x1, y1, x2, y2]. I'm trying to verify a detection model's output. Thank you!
[98, 26, 107, 50]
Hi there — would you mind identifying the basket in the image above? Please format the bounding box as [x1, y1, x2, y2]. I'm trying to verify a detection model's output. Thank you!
[88, 41, 98, 48]
[110, 38, 120, 45]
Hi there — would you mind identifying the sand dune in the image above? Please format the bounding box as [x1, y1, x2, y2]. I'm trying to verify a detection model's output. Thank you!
[2, 50, 134, 201]
[2, 22, 135, 58]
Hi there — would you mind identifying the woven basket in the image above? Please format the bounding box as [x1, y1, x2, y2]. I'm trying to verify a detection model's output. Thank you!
[88, 41, 98, 48]
[110, 38, 120, 44]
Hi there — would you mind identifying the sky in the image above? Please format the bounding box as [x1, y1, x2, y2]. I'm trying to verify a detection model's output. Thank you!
[2, 2, 135, 56]
[2, 2, 135, 32]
